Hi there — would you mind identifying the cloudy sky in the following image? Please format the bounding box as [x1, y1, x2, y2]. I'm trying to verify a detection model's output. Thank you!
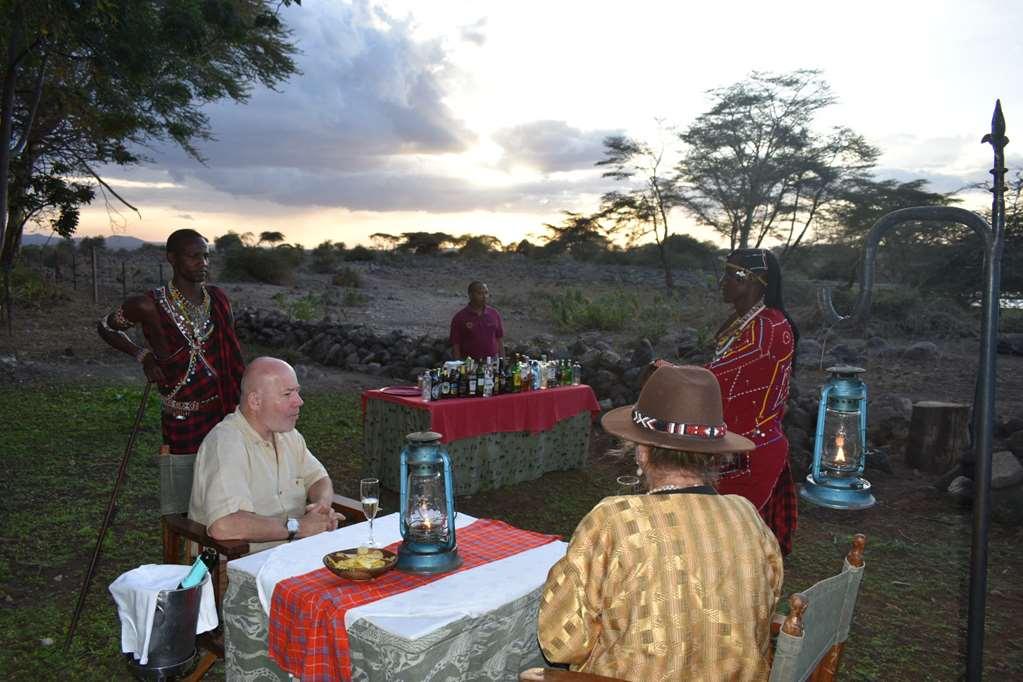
[73, 0, 1021, 248]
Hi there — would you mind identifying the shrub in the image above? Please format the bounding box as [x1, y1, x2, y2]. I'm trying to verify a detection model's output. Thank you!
[221, 247, 296, 285]
[272, 292, 324, 321]
[311, 241, 343, 273]
[344, 245, 375, 262]
[6, 263, 69, 308]
[331, 266, 362, 288]
[544, 286, 638, 331]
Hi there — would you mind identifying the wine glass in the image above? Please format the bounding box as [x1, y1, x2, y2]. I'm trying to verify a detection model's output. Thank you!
[616, 475, 641, 496]
[360, 478, 380, 547]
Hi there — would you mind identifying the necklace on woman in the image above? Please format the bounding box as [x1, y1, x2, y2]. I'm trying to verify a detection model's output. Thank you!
[713, 300, 765, 360]
[647, 484, 708, 495]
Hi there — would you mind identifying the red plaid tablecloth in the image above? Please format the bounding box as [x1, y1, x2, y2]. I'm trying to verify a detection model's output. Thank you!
[361, 384, 601, 443]
[267, 519, 560, 681]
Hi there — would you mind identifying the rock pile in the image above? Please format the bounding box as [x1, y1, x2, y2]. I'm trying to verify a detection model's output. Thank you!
[235, 308, 707, 407]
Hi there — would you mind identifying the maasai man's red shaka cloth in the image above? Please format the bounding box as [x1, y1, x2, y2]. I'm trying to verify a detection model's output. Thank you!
[143, 285, 244, 454]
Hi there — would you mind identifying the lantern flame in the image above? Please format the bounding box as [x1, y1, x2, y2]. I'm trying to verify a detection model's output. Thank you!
[834, 426, 847, 465]
[418, 500, 432, 529]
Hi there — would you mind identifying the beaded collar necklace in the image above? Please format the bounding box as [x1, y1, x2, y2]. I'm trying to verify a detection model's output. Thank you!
[713, 300, 765, 360]
[647, 484, 717, 495]
[156, 283, 216, 407]
[168, 281, 212, 337]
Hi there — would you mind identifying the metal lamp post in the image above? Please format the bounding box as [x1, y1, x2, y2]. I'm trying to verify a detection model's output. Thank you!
[817, 101, 1007, 680]
[396, 431, 463, 574]
[801, 366, 876, 510]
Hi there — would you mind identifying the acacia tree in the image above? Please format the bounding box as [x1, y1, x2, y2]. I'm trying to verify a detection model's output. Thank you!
[541, 211, 609, 257]
[0, 0, 300, 325]
[596, 133, 681, 290]
[258, 230, 286, 246]
[675, 69, 879, 253]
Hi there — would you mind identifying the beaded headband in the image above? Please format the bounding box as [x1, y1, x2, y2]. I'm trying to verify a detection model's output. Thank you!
[724, 262, 768, 286]
[632, 409, 728, 440]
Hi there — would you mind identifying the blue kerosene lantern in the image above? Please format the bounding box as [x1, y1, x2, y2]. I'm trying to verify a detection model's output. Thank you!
[800, 366, 876, 510]
[396, 431, 463, 574]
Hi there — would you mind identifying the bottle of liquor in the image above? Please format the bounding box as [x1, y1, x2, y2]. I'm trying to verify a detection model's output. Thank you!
[421, 372, 432, 401]
[177, 547, 218, 590]
[483, 358, 494, 397]
[512, 359, 521, 392]
[468, 365, 477, 396]
[572, 361, 582, 386]
[441, 370, 451, 398]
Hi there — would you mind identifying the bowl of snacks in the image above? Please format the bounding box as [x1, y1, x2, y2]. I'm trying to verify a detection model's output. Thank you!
[323, 546, 398, 581]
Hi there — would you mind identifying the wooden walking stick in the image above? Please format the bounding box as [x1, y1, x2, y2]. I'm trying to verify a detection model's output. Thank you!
[64, 381, 154, 653]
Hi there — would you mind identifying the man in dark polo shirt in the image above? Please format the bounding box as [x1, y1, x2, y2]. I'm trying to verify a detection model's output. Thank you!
[450, 281, 504, 360]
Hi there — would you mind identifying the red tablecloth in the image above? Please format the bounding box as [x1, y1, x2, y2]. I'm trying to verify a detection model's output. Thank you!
[267, 519, 560, 681]
[361, 384, 601, 444]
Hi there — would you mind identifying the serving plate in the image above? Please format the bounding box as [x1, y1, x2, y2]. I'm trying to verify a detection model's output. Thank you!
[323, 547, 398, 581]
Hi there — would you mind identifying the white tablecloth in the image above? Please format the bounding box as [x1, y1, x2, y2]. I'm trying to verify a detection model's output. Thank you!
[229, 512, 567, 641]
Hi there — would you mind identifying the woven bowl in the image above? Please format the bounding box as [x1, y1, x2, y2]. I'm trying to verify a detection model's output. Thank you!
[323, 547, 398, 581]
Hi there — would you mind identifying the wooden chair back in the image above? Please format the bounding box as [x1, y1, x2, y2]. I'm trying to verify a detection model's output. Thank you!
[768, 534, 867, 682]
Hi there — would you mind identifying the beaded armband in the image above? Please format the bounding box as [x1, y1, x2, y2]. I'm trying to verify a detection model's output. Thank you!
[111, 306, 134, 330]
[100, 306, 134, 333]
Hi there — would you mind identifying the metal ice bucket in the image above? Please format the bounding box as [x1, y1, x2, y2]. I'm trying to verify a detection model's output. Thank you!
[125, 572, 207, 681]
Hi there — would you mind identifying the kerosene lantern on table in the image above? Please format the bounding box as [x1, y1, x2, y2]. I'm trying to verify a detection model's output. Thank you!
[395, 431, 463, 574]
[800, 365, 876, 510]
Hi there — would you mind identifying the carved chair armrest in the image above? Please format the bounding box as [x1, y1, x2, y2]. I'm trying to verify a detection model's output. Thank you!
[161, 513, 250, 560]
[332, 494, 363, 526]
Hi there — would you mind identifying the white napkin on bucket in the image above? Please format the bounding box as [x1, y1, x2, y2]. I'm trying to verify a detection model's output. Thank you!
[108, 564, 218, 665]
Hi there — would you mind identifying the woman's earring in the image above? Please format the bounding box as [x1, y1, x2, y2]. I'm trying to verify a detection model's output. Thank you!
[636, 466, 643, 477]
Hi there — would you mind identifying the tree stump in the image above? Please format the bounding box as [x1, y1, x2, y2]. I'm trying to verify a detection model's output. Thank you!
[904, 401, 970, 474]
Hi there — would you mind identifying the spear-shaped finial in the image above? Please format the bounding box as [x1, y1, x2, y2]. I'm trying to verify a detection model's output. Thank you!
[982, 99, 1008, 151]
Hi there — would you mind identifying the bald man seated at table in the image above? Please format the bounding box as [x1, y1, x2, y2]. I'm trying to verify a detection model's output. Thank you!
[188, 356, 343, 552]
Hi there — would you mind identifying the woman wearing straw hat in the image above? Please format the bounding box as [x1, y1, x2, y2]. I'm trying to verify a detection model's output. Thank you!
[537, 365, 783, 682]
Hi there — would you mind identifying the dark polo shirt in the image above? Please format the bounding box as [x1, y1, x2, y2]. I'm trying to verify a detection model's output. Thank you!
[449, 305, 504, 360]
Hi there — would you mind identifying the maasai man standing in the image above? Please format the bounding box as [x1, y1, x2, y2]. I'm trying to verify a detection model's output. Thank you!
[97, 228, 245, 514]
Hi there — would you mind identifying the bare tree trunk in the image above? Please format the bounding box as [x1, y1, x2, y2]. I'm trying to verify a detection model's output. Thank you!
[0, 18, 23, 260]
[91, 247, 98, 303]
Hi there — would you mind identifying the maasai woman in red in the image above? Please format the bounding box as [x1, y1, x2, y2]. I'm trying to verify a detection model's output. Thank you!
[707, 248, 799, 555]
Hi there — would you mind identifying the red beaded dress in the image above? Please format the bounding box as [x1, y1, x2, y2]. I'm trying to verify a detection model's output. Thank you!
[706, 304, 797, 555]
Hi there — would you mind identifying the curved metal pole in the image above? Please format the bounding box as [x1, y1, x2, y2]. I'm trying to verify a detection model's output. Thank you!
[817, 101, 1007, 680]
[817, 205, 992, 325]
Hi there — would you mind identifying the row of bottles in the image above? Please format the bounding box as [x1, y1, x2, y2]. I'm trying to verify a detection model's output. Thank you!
[419, 355, 581, 402]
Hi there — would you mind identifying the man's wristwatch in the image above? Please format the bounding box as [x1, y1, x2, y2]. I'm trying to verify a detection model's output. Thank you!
[286, 517, 299, 542]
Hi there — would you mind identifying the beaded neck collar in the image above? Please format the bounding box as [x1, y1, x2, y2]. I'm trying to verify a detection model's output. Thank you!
[646, 484, 717, 496]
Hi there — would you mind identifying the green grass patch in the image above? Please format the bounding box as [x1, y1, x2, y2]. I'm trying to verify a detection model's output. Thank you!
[2, 383, 1021, 679]
[543, 287, 679, 343]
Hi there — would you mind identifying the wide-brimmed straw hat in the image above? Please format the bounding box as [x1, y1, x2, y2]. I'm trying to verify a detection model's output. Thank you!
[601, 364, 754, 454]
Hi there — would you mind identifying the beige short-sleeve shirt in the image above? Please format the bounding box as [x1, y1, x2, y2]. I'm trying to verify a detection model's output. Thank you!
[188, 408, 328, 551]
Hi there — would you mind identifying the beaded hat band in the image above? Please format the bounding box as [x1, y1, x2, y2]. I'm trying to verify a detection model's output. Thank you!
[632, 409, 728, 440]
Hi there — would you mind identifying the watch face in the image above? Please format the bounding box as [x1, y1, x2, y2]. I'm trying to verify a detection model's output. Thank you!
[287, 518, 299, 532]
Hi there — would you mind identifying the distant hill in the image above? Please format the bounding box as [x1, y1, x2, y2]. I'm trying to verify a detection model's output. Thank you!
[20, 233, 155, 250]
